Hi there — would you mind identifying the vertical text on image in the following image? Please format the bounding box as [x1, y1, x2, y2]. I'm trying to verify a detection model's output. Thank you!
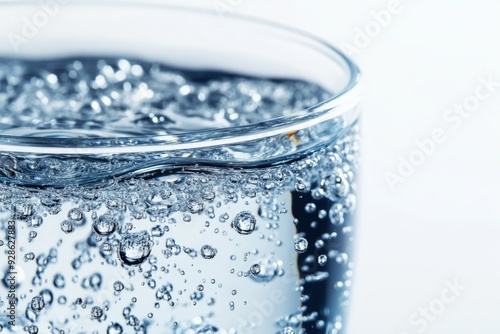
[5, 220, 18, 327]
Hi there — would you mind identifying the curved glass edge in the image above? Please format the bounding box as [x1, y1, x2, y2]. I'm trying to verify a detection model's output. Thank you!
[0, 0, 362, 155]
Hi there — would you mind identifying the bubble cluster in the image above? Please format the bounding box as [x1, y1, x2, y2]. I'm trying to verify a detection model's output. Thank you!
[0, 57, 334, 187]
[156, 284, 173, 302]
[164, 238, 182, 258]
[0, 57, 359, 334]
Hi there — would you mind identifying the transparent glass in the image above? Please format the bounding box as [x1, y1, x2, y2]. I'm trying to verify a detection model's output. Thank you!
[0, 2, 362, 334]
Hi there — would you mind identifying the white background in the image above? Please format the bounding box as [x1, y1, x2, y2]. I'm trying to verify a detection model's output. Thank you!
[182, 1, 500, 333]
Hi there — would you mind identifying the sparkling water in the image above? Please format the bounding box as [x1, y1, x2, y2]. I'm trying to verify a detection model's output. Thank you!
[0, 58, 359, 334]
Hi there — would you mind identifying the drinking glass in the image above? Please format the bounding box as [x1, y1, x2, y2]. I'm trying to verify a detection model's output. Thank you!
[0, 2, 362, 333]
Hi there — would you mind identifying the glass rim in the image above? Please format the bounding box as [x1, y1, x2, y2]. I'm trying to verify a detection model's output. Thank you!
[0, 0, 362, 155]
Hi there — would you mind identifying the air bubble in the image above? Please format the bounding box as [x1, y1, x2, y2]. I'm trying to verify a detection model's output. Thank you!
[107, 323, 124, 334]
[91, 306, 103, 319]
[27, 325, 39, 334]
[31, 296, 44, 312]
[24, 252, 35, 262]
[53, 273, 65, 288]
[201, 190, 216, 201]
[344, 193, 357, 213]
[119, 231, 153, 266]
[93, 215, 117, 236]
[294, 237, 308, 254]
[114, 281, 124, 292]
[60, 220, 75, 234]
[156, 285, 172, 301]
[329, 204, 345, 226]
[305, 203, 316, 213]
[151, 225, 164, 237]
[250, 264, 261, 275]
[295, 180, 308, 192]
[321, 170, 350, 200]
[89, 273, 102, 290]
[68, 208, 84, 222]
[200, 245, 217, 259]
[232, 211, 257, 235]
[100, 242, 112, 252]
[249, 258, 281, 283]
[187, 201, 204, 214]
